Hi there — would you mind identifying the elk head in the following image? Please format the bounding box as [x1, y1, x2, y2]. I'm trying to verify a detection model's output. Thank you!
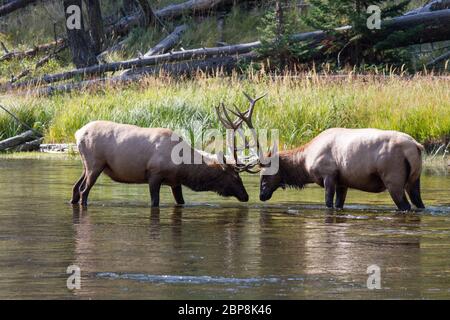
[259, 144, 283, 201]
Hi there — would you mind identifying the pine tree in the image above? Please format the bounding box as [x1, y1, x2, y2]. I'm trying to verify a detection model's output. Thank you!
[257, 0, 314, 71]
[302, 0, 412, 68]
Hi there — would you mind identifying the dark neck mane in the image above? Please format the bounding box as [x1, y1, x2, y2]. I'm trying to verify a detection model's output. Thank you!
[278, 147, 310, 189]
[177, 159, 224, 193]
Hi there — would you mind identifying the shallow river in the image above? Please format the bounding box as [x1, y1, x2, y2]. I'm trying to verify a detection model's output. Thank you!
[0, 158, 449, 299]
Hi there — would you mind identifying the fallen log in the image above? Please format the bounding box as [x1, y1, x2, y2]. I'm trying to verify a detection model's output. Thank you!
[97, 38, 129, 62]
[0, 130, 36, 151]
[0, 0, 38, 17]
[0, 39, 66, 62]
[13, 137, 43, 152]
[0, 0, 245, 63]
[109, 0, 249, 37]
[405, 0, 450, 15]
[12, 40, 261, 88]
[143, 24, 187, 57]
[9, 44, 67, 83]
[157, 0, 223, 19]
[7, 9, 450, 90]
[427, 50, 450, 67]
[28, 53, 258, 95]
[121, 24, 188, 75]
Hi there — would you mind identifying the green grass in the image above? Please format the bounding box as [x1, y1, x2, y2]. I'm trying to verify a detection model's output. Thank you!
[0, 73, 449, 149]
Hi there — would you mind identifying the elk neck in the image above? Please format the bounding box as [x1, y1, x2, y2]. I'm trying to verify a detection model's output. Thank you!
[177, 152, 226, 193]
[278, 146, 311, 189]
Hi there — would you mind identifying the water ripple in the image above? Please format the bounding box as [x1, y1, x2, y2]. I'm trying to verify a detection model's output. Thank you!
[96, 272, 299, 285]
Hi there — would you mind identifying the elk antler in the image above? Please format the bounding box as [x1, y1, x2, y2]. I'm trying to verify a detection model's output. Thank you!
[215, 92, 267, 173]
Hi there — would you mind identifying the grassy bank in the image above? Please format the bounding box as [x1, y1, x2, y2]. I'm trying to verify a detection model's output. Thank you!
[0, 73, 449, 149]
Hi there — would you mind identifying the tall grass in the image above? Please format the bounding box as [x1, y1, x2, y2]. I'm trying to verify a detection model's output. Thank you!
[0, 73, 448, 148]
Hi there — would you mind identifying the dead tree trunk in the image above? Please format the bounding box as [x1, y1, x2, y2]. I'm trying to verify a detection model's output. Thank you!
[427, 50, 450, 67]
[157, 0, 223, 19]
[84, 0, 105, 54]
[9, 44, 67, 83]
[0, 0, 37, 17]
[0, 39, 66, 62]
[13, 40, 261, 88]
[122, 0, 137, 12]
[136, 0, 157, 26]
[143, 24, 187, 56]
[0, 130, 36, 151]
[13, 138, 43, 152]
[63, 0, 98, 68]
[30, 53, 258, 95]
[122, 24, 187, 75]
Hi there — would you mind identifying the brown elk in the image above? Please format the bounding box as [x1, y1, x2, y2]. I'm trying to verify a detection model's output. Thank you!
[71, 93, 263, 207]
[258, 128, 425, 211]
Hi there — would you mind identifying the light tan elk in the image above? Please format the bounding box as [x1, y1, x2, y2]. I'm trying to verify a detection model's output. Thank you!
[71, 93, 263, 207]
[258, 128, 425, 211]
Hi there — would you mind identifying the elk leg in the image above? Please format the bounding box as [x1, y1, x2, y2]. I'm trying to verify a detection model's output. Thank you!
[171, 185, 185, 205]
[406, 178, 425, 209]
[80, 167, 104, 206]
[335, 185, 348, 209]
[386, 185, 411, 211]
[324, 175, 337, 208]
[71, 171, 86, 204]
[381, 172, 411, 211]
[149, 176, 162, 207]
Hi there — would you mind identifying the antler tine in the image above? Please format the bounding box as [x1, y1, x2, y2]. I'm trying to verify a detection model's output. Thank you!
[215, 103, 232, 129]
[215, 93, 267, 173]
[222, 103, 243, 130]
[239, 92, 267, 128]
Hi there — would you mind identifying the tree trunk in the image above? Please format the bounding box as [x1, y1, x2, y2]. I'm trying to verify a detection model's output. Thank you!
[136, 0, 157, 26]
[0, 0, 37, 17]
[63, 0, 98, 68]
[143, 24, 187, 56]
[84, 0, 105, 54]
[122, 0, 137, 13]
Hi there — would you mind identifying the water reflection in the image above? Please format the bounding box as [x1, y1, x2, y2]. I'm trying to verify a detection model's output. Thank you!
[0, 159, 449, 299]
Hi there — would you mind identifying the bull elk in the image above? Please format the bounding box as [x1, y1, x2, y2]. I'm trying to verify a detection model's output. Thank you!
[258, 128, 425, 211]
[71, 93, 263, 207]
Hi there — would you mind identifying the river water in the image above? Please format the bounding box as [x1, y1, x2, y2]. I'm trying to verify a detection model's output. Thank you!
[0, 158, 449, 299]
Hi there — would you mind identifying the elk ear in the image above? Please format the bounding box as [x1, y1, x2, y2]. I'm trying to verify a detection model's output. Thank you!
[261, 142, 277, 167]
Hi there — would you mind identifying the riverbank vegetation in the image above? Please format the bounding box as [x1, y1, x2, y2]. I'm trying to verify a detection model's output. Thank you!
[0, 1, 449, 156]
[0, 72, 448, 149]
